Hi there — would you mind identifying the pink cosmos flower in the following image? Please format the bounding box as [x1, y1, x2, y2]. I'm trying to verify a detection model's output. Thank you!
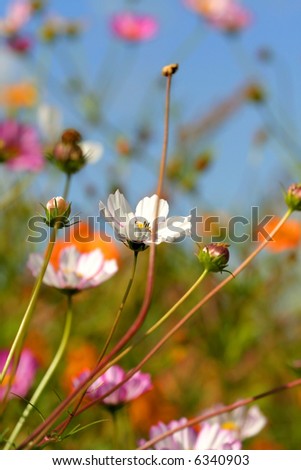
[184, 0, 251, 32]
[6, 34, 33, 53]
[0, 348, 38, 401]
[0, 0, 32, 36]
[0, 120, 44, 172]
[73, 365, 152, 406]
[140, 418, 241, 450]
[110, 12, 158, 42]
[27, 245, 118, 293]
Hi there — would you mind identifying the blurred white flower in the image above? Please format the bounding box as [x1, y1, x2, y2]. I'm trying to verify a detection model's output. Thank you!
[28, 245, 118, 293]
[80, 140, 104, 164]
[203, 404, 267, 440]
[194, 422, 241, 450]
[37, 104, 63, 142]
[141, 419, 241, 450]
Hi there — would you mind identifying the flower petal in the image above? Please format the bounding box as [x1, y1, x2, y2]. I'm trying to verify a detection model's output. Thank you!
[145, 215, 191, 244]
[135, 194, 169, 225]
[80, 140, 104, 164]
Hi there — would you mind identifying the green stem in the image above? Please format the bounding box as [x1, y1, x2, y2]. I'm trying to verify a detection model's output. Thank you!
[63, 173, 71, 200]
[57, 252, 139, 438]
[139, 376, 301, 450]
[97, 251, 139, 363]
[103, 269, 209, 369]
[18, 208, 294, 448]
[146, 269, 208, 336]
[0, 225, 59, 385]
[4, 295, 73, 450]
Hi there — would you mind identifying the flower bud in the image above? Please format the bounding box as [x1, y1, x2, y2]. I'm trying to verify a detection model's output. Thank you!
[65, 21, 82, 37]
[285, 183, 301, 211]
[162, 63, 179, 77]
[44, 196, 71, 228]
[245, 83, 265, 103]
[48, 128, 87, 174]
[198, 243, 230, 273]
[30, 0, 46, 13]
[61, 128, 82, 144]
[194, 150, 212, 172]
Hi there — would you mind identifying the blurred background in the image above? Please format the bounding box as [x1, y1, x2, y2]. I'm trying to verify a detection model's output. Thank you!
[1, 0, 301, 450]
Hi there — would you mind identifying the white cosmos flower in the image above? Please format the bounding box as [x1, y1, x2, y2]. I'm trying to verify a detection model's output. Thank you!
[140, 419, 241, 450]
[99, 189, 191, 251]
[37, 104, 63, 142]
[202, 404, 267, 440]
[80, 140, 104, 164]
[194, 423, 241, 450]
[27, 245, 118, 293]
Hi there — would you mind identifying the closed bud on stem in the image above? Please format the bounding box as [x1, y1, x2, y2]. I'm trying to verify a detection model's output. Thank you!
[245, 83, 265, 103]
[30, 0, 46, 13]
[285, 183, 301, 211]
[162, 63, 179, 77]
[198, 243, 230, 273]
[47, 128, 87, 174]
[61, 128, 82, 144]
[43, 196, 71, 228]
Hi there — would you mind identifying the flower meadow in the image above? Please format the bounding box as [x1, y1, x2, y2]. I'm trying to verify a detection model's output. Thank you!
[1, 0, 301, 451]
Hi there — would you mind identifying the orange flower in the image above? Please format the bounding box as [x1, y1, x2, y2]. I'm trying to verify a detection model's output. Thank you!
[63, 342, 98, 393]
[129, 380, 178, 432]
[0, 82, 38, 108]
[50, 221, 120, 270]
[257, 216, 301, 252]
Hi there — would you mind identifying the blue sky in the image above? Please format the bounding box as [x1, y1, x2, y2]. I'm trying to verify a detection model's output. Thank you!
[1, 0, 301, 219]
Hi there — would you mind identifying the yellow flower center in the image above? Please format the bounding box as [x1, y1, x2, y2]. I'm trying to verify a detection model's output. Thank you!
[135, 220, 151, 232]
[222, 421, 238, 431]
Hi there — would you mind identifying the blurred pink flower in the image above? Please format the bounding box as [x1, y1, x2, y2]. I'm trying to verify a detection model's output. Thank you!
[0, 120, 44, 171]
[28, 245, 118, 293]
[184, 0, 252, 32]
[0, 0, 32, 35]
[110, 12, 158, 42]
[140, 419, 241, 449]
[73, 365, 152, 406]
[6, 34, 33, 53]
[0, 348, 38, 401]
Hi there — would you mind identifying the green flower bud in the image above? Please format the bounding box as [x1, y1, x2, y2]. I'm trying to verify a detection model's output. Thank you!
[43, 196, 71, 228]
[285, 183, 301, 211]
[198, 243, 230, 273]
[47, 128, 87, 174]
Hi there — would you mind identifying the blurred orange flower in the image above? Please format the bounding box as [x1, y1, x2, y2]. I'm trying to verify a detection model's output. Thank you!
[129, 380, 178, 432]
[63, 342, 98, 393]
[0, 82, 38, 108]
[257, 216, 301, 252]
[50, 221, 120, 270]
